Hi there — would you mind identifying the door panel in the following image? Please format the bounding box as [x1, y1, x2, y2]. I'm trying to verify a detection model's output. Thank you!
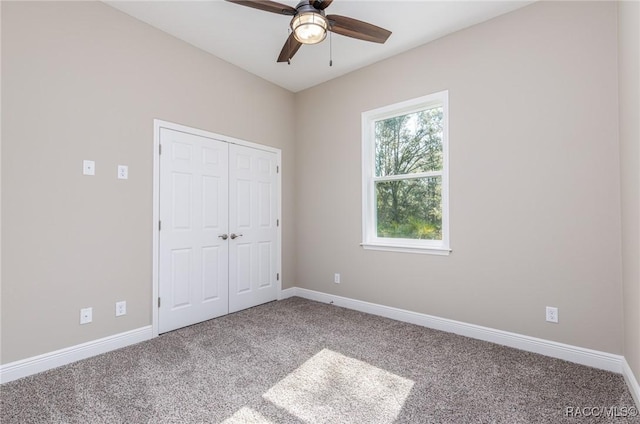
[159, 128, 229, 333]
[171, 248, 191, 307]
[228, 144, 279, 313]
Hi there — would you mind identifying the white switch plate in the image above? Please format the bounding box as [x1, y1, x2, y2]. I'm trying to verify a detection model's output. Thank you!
[80, 307, 93, 324]
[83, 160, 95, 176]
[334, 273, 341, 284]
[115, 301, 126, 317]
[117, 165, 128, 180]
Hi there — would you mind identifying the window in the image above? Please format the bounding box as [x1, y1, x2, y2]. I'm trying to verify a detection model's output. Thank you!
[361, 91, 450, 255]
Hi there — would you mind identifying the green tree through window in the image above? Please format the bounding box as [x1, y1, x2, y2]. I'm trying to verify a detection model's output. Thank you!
[374, 107, 444, 240]
[362, 91, 449, 254]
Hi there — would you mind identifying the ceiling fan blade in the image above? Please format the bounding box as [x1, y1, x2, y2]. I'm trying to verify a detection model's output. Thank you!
[226, 0, 296, 16]
[309, 0, 333, 10]
[277, 33, 303, 63]
[327, 14, 391, 44]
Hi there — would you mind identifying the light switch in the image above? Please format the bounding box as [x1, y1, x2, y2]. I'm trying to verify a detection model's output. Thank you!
[83, 160, 95, 176]
[117, 165, 128, 180]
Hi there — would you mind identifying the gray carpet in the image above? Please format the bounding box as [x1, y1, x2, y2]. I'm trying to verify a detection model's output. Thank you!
[1, 297, 638, 423]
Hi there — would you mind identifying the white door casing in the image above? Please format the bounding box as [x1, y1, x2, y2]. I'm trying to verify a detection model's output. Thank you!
[154, 121, 281, 336]
[159, 128, 229, 333]
[228, 144, 279, 313]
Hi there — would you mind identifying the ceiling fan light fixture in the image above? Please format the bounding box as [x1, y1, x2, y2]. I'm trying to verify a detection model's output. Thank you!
[291, 12, 328, 45]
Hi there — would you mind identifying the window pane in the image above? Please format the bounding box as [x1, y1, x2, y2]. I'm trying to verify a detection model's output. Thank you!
[376, 176, 442, 240]
[375, 107, 443, 177]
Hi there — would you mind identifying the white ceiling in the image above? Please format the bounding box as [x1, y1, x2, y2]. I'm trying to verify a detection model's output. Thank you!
[106, 0, 533, 93]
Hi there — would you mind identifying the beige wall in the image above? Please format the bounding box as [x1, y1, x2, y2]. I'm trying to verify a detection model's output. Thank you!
[619, 0, 640, 387]
[0, 0, 3, 365]
[1, 1, 295, 363]
[295, 1, 623, 353]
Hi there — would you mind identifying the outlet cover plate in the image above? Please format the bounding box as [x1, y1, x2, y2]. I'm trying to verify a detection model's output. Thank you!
[115, 301, 127, 317]
[83, 160, 95, 176]
[80, 307, 93, 324]
[546, 306, 558, 323]
[117, 165, 128, 180]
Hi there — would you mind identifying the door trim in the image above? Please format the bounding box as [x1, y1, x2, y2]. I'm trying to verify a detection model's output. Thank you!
[152, 119, 282, 337]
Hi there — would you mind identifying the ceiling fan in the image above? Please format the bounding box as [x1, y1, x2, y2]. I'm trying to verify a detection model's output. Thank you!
[226, 0, 392, 63]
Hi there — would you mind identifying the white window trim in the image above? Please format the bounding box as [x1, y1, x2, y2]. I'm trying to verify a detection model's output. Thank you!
[361, 91, 450, 255]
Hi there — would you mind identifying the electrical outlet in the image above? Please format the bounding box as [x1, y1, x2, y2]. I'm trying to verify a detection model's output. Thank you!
[546, 306, 558, 323]
[117, 165, 128, 180]
[80, 307, 93, 324]
[115, 301, 127, 317]
[334, 273, 341, 284]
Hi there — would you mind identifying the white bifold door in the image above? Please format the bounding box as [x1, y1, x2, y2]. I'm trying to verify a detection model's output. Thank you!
[159, 128, 278, 334]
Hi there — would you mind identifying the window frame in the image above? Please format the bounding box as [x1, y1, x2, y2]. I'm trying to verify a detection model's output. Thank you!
[361, 91, 450, 255]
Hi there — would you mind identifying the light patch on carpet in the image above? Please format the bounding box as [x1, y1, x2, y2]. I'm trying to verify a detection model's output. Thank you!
[221, 406, 275, 424]
[263, 348, 414, 423]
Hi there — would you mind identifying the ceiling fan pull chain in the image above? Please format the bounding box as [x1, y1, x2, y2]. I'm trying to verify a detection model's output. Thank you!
[329, 30, 333, 67]
[287, 27, 292, 65]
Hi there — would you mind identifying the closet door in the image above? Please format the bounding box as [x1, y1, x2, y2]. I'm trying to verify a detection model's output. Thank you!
[228, 144, 279, 313]
[159, 128, 229, 333]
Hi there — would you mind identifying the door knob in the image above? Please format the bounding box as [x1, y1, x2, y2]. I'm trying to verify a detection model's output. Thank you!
[218, 234, 228, 240]
[230, 233, 243, 240]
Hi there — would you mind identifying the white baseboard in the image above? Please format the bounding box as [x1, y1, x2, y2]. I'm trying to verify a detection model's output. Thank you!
[279, 287, 298, 300]
[623, 359, 640, 408]
[0, 326, 153, 384]
[286, 287, 625, 374]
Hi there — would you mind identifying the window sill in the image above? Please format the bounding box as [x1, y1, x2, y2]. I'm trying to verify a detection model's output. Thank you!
[360, 242, 451, 256]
